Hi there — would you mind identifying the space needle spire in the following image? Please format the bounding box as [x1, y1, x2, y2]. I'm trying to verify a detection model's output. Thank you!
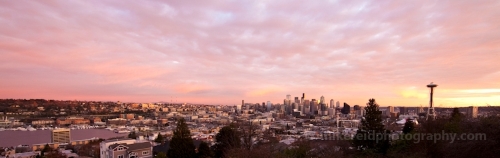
[426, 82, 438, 120]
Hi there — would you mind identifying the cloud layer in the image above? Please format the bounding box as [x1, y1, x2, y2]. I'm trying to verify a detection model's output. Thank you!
[1, 0, 499, 106]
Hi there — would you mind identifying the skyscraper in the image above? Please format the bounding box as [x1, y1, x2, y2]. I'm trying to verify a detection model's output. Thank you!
[320, 103, 327, 115]
[330, 99, 334, 108]
[341, 103, 351, 114]
[320, 96, 325, 104]
[236, 104, 242, 113]
[303, 100, 310, 114]
[336, 101, 340, 108]
[266, 101, 272, 111]
[285, 95, 292, 108]
[311, 99, 318, 114]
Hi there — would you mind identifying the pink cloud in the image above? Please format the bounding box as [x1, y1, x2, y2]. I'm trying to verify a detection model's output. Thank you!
[0, 0, 499, 106]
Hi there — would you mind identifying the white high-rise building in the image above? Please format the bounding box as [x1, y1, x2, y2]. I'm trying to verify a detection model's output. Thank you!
[320, 96, 325, 104]
[266, 101, 272, 111]
[236, 105, 242, 113]
[336, 101, 340, 108]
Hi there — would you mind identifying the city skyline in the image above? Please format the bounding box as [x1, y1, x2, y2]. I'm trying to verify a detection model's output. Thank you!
[1, 1, 500, 106]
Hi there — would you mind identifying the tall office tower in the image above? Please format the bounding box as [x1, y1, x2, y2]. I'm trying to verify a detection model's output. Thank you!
[294, 97, 300, 104]
[283, 99, 287, 105]
[281, 104, 286, 113]
[303, 100, 310, 114]
[262, 102, 265, 109]
[320, 103, 326, 111]
[341, 103, 351, 114]
[466, 106, 478, 118]
[311, 99, 318, 114]
[336, 101, 340, 108]
[52, 128, 71, 143]
[286, 104, 292, 115]
[266, 101, 272, 111]
[320, 96, 325, 104]
[286, 94, 292, 101]
[320, 103, 327, 115]
[243, 100, 249, 110]
[302, 93, 305, 100]
[292, 103, 298, 111]
[353, 105, 360, 111]
[236, 105, 242, 113]
[400, 107, 407, 115]
[329, 99, 334, 108]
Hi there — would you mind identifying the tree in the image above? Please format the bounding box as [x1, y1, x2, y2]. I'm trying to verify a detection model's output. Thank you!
[445, 108, 463, 133]
[128, 131, 137, 139]
[402, 120, 414, 134]
[450, 108, 462, 122]
[41, 144, 52, 157]
[197, 142, 213, 158]
[155, 152, 167, 158]
[213, 125, 241, 158]
[155, 133, 165, 143]
[240, 122, 258, 150]
[44, 150, 66, 158]
[167, 118, 196, 158]
[353, 98, 390, 155]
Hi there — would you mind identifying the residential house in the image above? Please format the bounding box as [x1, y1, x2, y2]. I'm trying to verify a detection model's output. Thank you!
[100, 138, 152, 158]
[107, 142, 152, 158]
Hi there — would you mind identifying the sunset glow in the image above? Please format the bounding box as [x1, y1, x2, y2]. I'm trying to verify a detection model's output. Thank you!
[1, 0, 499, 106]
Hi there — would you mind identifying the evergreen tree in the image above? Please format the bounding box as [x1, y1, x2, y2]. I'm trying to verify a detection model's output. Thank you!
[167, 118, 196, 158]
[197, 141, 213, 158]
[128, 131, 137, 139]
[445, 108, 463, 133]
[155, 152, 167, 158]
[41, 144, 51, 157]
[353, 98, 390, 154]
[402, 120, 414, 134]
[213, 125, 241, 158]
[450, 108, 462, 122]
[155, 132, 164, 143]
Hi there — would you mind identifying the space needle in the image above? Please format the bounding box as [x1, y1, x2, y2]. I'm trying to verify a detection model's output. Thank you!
[426, 82, 438, 120]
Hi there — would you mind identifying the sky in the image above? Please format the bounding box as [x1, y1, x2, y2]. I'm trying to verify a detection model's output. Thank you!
[1, 0, 499, 106]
